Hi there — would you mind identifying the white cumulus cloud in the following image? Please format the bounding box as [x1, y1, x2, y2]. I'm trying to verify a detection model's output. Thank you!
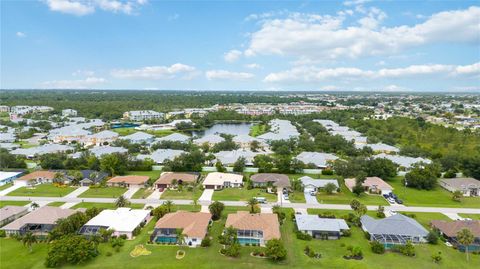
[44, 0, 147, 16]
[16, 32, 26, 38]
[224, 50, 242, 63]
[42, 77, 106, 89]
[206, 70, 254, 80]
[111, 63, 196, 80]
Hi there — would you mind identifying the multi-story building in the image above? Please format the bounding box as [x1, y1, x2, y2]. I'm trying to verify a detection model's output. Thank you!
[123, 110, 164, 121]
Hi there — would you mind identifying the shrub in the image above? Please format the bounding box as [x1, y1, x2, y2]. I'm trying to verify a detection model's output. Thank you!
[364, 231, 371, 240]
[394, 241, 416, 257]
[296, 231, 312, 241]
[201, 237, 211, 247]
[0, 230, 6, 237]
[443, 170, 456, 178]
[106, 252, 112, 257]
[370, 241, 385, 254]
[322, 169, 334, 175]
[342, 230, 351, 237]
[427, 231, 439, 244]
[431, 252, 442, 263]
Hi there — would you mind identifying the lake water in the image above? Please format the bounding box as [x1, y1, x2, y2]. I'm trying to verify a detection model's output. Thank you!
[192, 123, 253, 137]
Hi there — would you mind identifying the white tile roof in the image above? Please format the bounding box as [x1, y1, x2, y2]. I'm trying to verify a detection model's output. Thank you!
[82, 208, 150, 233]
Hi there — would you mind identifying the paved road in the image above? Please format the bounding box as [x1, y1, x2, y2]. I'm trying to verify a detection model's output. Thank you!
[2, 195, 479, 214]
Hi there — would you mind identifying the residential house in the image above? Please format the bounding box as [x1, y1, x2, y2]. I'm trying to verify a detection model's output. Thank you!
[78, 170, 108, 186]
[345, 176, 393, 195]
[361, 214, 429, 248]
[88, 146, 128, 158]
[214, 149, 258, 166]
[107, 175, 149, 188]
[155, 133, 190, 143]
[83, 130, 119, 146]
[0, 171, 24, 186]
[250, 173, 291, 189]
[295, 214, 350, 240]
[151, 211, 212, 247]
[155, 172, 199, 190]
[193, 134, 225, 146]
[14, 171, 57, 187]
[232, 134, 263, 148]
[0, 206, 77, 237]
[11, 144, 74, 159]
[431, 220, 480, 252]
[0, 132, 16, 143]
[355, 143, 400, 154]
[79, 208, 151, 239]
[0, 206, 28, 227]
[61, 109, 77, 117]
[137, 149, 185, 164]
[295, 152, 338, 169]
[299, 176, 339, 194]
[374, 153, 431, 171]
[225, 212, 281, 246]
[202, 172, 243, 190]
[122, 132, 155, 144]
[48, 127, 91, 143]
[439, 178, 480, 197]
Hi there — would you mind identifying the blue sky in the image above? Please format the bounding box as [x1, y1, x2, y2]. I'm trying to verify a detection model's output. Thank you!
[1, 0, 479, 91]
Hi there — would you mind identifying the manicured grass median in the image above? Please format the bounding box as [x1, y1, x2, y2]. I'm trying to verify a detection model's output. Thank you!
[78, 187, 127, 198]
[47, 202, 65, 207]
[131, 188, 154, 199]
[0, 201, 29, 208]
[459, 214, 480, 220]
[0, 183, 14, 191]
[212, 187, 277, 202]
[7, 184, 78, 197]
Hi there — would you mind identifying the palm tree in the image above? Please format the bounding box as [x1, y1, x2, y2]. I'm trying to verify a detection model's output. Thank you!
[175, 228, 186, 245]
[30, 202, 39, 210]
[457, 228, 474, 261]
[99, 228, 114, 242]
[22, 232, 37, 253]
[247, 198, 259, 213]
[163, 200, 174, 212]
[53, 172, 65, 184]
[192, 199, 198, 211]
[224, 226, 238, 245]
[452, 190, 463, 202]
[115, 195, 130, 208]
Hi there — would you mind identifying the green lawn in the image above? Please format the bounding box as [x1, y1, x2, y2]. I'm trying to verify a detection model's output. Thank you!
[113, 128, 175, 138]
[15, 140, 37, 148]
[289, 191, 306, 203]
[47, 202, 65, 207]
[0, 201, 29, 208]
[131, 188, 154, 199]
[7, 184, 78, 197]
[124, 170, 161, 181]
[0, 183, 14, 191]
[0, 205, 478, 269]
[161, 189, 202, 200]
[212, 187, 277, 202]
[389, 176, 480, 208]
[249, 124, 268, 137]
[459, 214, 480, 220]
[78, 187, 127, 198]
[71, 202, 145, 210]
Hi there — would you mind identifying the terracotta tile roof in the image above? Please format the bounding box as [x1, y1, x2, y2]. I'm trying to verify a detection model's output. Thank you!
[431, 220, 480, 238]
[18, 171, 57, 181]
[107, 175, 149, 184]
[345, 176, 393, 191]
[225, 211, 281, 241]
[155, 172, 199, 185]
[154, 211, 211, 238]
[1, 206, 77, 230]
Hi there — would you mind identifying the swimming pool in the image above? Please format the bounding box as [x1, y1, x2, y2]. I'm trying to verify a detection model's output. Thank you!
[155, 237, 177, 243]
[237, 238, 260, 245]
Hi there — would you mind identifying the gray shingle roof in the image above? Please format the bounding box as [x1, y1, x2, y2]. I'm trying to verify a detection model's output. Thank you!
[361, 214, 428, 237]
[295, 215, 349, 232]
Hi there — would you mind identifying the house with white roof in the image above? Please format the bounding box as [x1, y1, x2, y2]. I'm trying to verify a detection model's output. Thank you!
[214, 149, 258, 166]
[122, 132, 155, 144]
[0, 171, 24, 186]
[295, 152, 338, 169]
[48, 127, 91, 143]
[155, 133, 190, 143]
[89, 146, 128, 158]
[123, 110, 164, 121]
[232, 134, 263, 148]
[299, 176, 339, 194]
[137, 149, 185, 164]
[79, 208, 151, 239]
[0, 133, 16, 143]
[193, 134, 225, 146]
[61, 109, 77, 117]
[202, 172, 243, 190]
[83, 130, 119, 146]
[11, 144, 74, 159]
[356, 143, 400, 153]
[374, 153, 431, 170]
[295, 214, 349, 240]
[257, 119, 299, 142]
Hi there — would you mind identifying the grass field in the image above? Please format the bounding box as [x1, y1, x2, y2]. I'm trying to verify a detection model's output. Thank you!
[212, 187, 277, 202]
[0, 183, 14, 191]
[0, 201, 29, 208]
[249, 124, 268, 137]
[315, 177, 388, 206]
[289, 191, 306, 203]
[389, 176, 480, 208]
[71, 202, 145, 210]
[78, 187, 127, 198]
[459, 214, 480, 220]
[47, 202, 65, 207]
[0, 205, 478, 269]
[7, 184, 78, 197]
[113, 127, 175, 138]
[161, 189, 202, 200]
[125, 170, 162, 181]
[131, 188, 154, 199]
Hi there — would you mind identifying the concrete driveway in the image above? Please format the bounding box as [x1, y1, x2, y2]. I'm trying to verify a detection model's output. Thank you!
[123, 187, 140, 199]
[64, 186, 89, 198]
[0, 184, 23, 196]
[304, 192, 319, 205]
[199, 189, 214, 202]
